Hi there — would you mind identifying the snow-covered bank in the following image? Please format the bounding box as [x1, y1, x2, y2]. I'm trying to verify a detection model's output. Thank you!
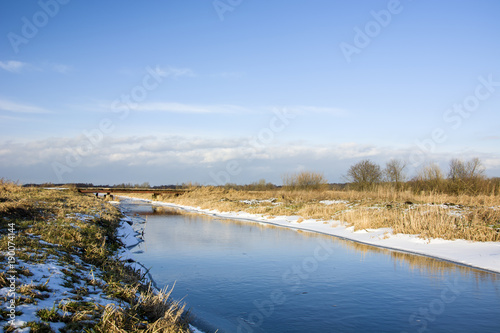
[122, 196, 500, 274]
[0, 247, 119, 332]
[0, 200, 198, 332]
[0, 213, 147, 332]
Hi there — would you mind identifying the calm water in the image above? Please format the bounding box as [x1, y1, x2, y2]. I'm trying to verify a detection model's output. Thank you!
[121, 199, 500, 333]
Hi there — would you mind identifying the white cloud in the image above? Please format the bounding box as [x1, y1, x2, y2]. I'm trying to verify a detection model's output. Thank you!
[0, 60, 73, 74]
[483, 158, 500, 169]
[0, 135, 419, 168]
[0, 98, 52, 114]
[107, 101, 347, 115]
[0, 60, 27, 73]
[3, 135, 498, 184]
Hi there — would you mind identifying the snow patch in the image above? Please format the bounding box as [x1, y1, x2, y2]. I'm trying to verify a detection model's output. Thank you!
[319, 200, 349, 205]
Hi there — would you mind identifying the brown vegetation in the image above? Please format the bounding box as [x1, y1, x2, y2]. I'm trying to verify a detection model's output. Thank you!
[0, 179, 190, 332]
[125, 181, 500, 242]
[282, 171, 328, 191]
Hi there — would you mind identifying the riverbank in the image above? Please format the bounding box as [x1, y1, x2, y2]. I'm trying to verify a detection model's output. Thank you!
[0, 181, 192, 332]
[120, 190, 500, 274]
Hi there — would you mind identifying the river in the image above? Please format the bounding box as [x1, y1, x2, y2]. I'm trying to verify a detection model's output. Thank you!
[120, 198, 500, 333]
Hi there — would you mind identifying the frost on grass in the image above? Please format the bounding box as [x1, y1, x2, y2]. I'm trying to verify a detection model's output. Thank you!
[0, 181, 191, 333]
[0, 252, 118, 331]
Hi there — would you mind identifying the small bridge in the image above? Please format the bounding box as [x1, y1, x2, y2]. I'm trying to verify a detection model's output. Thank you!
[77, 188, 188, 197]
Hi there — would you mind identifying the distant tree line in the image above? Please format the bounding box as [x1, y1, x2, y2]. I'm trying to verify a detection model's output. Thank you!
[218, 179, 278, 191]
[345, 157, 498, 195]
[114, 182, 151, 189]
[217, 157, 498, 195]
[111, 157, 499, 195]
[21, 157, 498, 196]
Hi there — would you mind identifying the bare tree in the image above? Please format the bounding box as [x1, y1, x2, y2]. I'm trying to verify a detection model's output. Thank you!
[346, 159, 382, 190]
[415, 162, 445, 192]
[384, 159, 407, 188]
[448, 158, 485, 180]
[417, 163, 443, 181]
[448, 157, 485, 193]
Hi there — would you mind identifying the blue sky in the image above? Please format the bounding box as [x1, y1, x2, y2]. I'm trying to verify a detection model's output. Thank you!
[1, 0, 499, 185]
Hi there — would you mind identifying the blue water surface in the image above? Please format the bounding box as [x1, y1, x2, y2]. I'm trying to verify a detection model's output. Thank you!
[122, 199, 500, 333]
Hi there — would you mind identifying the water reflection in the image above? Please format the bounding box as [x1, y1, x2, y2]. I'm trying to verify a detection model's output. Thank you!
[143, 205, 184, 216]
[137, 204, 497, 282]
[126, 200, 500, 333]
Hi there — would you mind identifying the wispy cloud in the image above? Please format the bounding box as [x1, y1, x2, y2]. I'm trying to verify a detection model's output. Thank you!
[0, 98, 52, 114]
[212, 71, 244, 78]
[156, 66, 195, 78]
[107, 100, 346, 115]
[111, 101, 248, 114]
[0, 60, 73, 74]
[0, 114, 41, 122]
[116, 66, 195, 78]
[0, 60, 27, 73]
[287, 105, 348, 116]
[46, 62, 72, 74]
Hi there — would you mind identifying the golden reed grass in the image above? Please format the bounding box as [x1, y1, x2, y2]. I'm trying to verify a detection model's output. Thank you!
[123, 186, 500, 242]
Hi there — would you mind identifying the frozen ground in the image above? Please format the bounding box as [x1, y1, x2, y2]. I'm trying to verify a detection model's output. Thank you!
[0, 206, 200, 332]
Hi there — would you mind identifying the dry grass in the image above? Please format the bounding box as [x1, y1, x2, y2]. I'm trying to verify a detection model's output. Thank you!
[95, 285, 186, 333]
[0, 179, 190, 332]
[124, 185, 500, 242]
[340, 205, 500, 241]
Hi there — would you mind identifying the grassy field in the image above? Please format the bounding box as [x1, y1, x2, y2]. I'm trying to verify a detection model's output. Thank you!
[0, 180, 190, 332]
[2, 180, 498, 331]
[127, 186, 500, 242]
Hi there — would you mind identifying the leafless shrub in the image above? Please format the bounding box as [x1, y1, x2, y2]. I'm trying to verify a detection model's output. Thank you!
[448, 157, 486, 194]
[282, 171, 328, 191]
[346, 159, 382, 190]
[384, 159, 407, 189]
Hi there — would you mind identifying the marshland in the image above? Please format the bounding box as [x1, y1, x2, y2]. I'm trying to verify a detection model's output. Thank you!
[2, 156, 500, 332]
[3, 1, 500, 332]
[124, 158, 500, 244]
